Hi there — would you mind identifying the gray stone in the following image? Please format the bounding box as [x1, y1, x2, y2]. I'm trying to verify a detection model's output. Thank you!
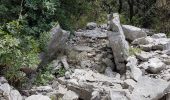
[124, 79, 137, 92]
[132, 37, 153, 45]
[74, 45, 93, 52]
[122, 25, 147, 41]
[91, 91, 100, 100]
[61, 56, 69, 70]
[35, 85, 53, 93]
[147, 58, 166, 73]
[126, 56, 142, 81]
[62, 90, 79, 100]
[9, 90, 22, 100]
[76, 28, 107, 39]
[65, 71, 71, 79]
[26, 95, 51, 100]
[135, 51, 153, 61]
[86, 22, 97, 30]
[130, 76, 169, 100]
[151, 33, 167, 39]
[105, 67, 115, 77]
[107, 13, 129, 74]
[80, 60, 92, 68]
[133, 36, 170, 51]
[102, 58, 115, 70]
[58, 69, 123, 100]
[109, 90, 129, 100]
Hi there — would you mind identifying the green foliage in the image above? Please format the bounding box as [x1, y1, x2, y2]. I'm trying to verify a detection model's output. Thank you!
[0, 20, 40, 86]
[57, 67, 66, 77]
[129, 47, 142, 56]
[35, 63, 54, 85]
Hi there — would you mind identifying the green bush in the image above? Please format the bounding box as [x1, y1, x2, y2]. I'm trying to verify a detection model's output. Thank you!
[0, 20, 40, 86]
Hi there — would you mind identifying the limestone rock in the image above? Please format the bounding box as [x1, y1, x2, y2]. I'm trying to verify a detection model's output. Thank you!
[151, 33, 167, 39]
[147, 58, 166, 73]
[126, 56, 142, 81]
[122, 25, 147, 41]
[58, 69, 123, 100]
[107, 13, 129, 74]
[26, 95, 51, 100]
[109, 90, 129, 100]
[62, 90, 79, 100]
[130, 76, 169, 100]
[135, 51, 154, 61]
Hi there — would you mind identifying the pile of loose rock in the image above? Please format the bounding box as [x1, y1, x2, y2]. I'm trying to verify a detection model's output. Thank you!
[1, 13, 170, 100]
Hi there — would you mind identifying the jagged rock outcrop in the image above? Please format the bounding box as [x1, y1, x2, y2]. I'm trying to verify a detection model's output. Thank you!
[107, 13, 129, 74]
[122, 25, 147, 41]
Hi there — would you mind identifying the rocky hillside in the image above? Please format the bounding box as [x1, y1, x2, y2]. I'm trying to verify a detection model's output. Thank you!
[0, 13, 170, 100]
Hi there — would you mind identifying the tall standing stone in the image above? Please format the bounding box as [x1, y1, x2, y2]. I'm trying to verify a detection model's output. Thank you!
[107, 13, 129, 74]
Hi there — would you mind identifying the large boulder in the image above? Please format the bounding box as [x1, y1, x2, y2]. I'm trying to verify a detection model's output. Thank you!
[37, 25, 70, 71]
[146, 57, 166, 74]
[130, 76, 169, 100]
[122, 25, 147, 41]
[107, 13, 129, 74]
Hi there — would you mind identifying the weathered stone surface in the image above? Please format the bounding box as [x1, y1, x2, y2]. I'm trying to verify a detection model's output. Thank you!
[26, 95, 51, 100]
[107, 13, 129, 74]
[37, 25, 70, 71]
[132, 37, 153, 45]
[151, 33, 167, 39]
[135, 51, 154, 61]
[130, 76, 169, 100]
[124, 79, 137, 92]
[126, 56, 142, 81]
[122, 25, 147, 41]
[105, 67, 115, 77]
[57, 69, 123, 100]
[86, 22, 97, 30]
[75, 28, 107, 39]
[132, 36, 170, 51]
[62, 90, 79, 100]
[9, 90, 23, 100]
[147, 58, 166, 73]
[61, 56, 69, 70]
[74, 45, 93, 52]
[109, 90, 129, 100]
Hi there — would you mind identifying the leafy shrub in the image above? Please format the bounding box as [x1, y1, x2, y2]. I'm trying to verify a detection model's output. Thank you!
[0, 20, 40, 87]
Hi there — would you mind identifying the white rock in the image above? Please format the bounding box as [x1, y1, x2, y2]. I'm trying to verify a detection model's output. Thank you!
[135, 51, 153, 61]
[122, 25, 147, 41]
[86, 22, 97, 30]
[26, 95, 51, 100]
[127, 56, 142, 81]
[147, 58, 166, 73]
[130, 76, 169, 100]
[124, 79, 137, 92]
[151, 33, 167, 39]
[62, 90, 79, 100]
[105, 67, 115, 77]
[110, 90, 129, 100]
[9, 90, 22, 100]
[107, 13, 129, 74]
